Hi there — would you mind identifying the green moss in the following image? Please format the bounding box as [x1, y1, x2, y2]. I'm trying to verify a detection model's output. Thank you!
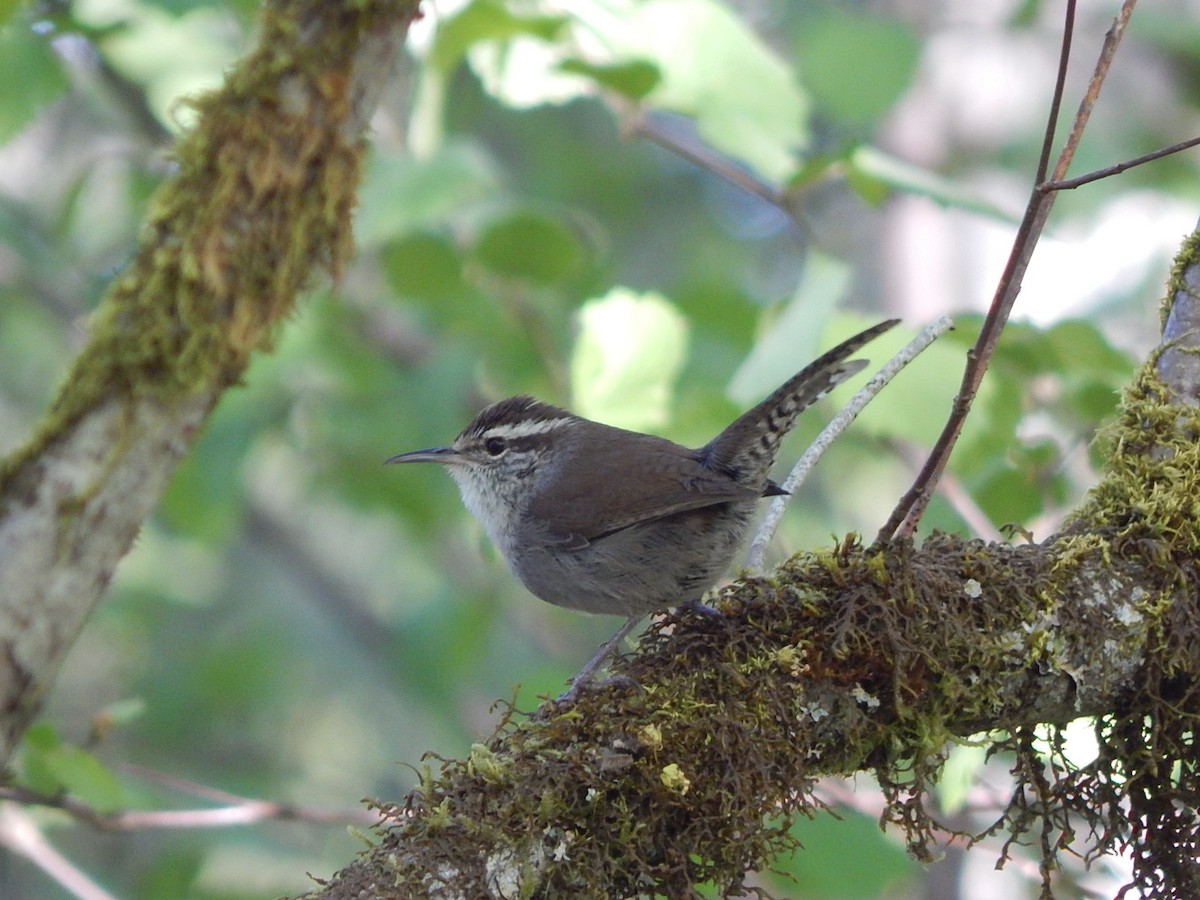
[1032, 246, 1200, 896]
[0, 1, 420, 491]
[350, 221, 1200, 894]
[1161, 227, 1200, 331]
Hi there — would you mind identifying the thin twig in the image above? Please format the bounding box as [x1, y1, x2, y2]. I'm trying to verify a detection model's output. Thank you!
[1042, 134, 1200, 191]
[1049, 0, 1137, 185]
[0, 803, 117, 900]
[878, 0, 1139, 542]
[623, 109, 786, 209]
[1034, 0, 1076, 185]
[887, 438, 1004, 543]
[0, 780, 381, 832]
[746, 317, 953, 570]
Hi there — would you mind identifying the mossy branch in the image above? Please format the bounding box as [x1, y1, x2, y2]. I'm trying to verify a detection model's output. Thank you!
[0, 0, 420, 765]
[310, 233, 1200, 899]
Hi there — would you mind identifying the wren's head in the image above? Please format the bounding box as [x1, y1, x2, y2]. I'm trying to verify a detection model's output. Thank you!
[385, 396, 576, 552]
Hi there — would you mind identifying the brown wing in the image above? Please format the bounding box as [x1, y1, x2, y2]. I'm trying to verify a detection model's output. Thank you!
[527, 428, 760, 543]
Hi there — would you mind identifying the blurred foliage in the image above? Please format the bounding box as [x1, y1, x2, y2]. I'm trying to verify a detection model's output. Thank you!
[1, 0, 1194, 896]
[17, 723, 125, 814]
[0, 22, 68, 142]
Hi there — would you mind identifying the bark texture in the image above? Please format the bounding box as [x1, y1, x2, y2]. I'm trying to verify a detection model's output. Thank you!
[0, 0, 421, 765]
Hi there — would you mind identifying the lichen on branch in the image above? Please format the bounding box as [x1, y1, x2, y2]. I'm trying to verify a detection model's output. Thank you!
[312, 230, 1200, 899]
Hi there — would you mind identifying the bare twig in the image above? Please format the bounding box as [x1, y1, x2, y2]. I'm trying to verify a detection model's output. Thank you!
[1033, 0, 1077, 185]
[0, 775, 380, 832]
[622, 110, 785, 210]
[0, 803, 116, 900]
[878, 0, 1138, 542]
[1042, 134, 1200, 192]
[746, 317, 953, 570]
[887, 438, 1004, 543]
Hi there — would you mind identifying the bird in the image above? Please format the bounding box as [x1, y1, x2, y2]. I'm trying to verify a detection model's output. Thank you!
[387, 318, 897, 689]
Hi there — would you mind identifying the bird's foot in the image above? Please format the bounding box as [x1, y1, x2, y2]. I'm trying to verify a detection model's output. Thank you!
[554, 615, 643, 704]
[555, 672, 639, 705]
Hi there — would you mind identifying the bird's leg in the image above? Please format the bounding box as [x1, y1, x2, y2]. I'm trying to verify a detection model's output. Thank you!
[555, 599, 732, 703]
[557, 614, 643, 702]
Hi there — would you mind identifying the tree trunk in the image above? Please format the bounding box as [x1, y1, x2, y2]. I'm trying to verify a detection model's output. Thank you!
[0, 0, 420, 765]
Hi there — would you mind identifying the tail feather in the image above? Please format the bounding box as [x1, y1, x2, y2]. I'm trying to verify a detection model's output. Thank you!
[699, 319, 899, 488]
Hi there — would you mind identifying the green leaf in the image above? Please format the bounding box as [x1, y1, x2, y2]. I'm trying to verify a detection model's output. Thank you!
[0, 0, 23, 29]
[44, 745, 124, 814]
[1041, 319, 1133, 378]
[16, 724, 124, 813]
[854, 321, 988, 450]
[938, 743, 988, 814]
[134, 848, 205, 898]
[429, 0, 566, 75]
[777, 809, 916, 897]
[0, 23, 68, 144]
[456, 0, 807, 176]
[795, 11, 920, 125]
[972, 466, 1045, 525]
[845, 145, 1019, 222]
[1067, 380, 1122, 424]
[159, 398, 261, 542]
[620, 0, 810, 182]
[382, 232, 469, 304]
[571, 288, 689, 430]
[22, 721, 59, 752]
[19, 735, 63, 797]
[95, 5, 244, 130]
[726, 252, 849, 406]
[557, 58, 660, 100]
[473, 209, 585, 285]
[356, 143, 498, 248]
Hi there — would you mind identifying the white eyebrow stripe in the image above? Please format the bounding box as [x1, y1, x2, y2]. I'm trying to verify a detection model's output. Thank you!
[485, 417, 573, 440]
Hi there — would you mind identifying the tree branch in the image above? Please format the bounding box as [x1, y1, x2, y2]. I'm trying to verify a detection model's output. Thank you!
[0, 780, 378, 831]
[880, 0, 1139, 541]
[304, 231, 1200, 898]
[0, 0, 421, 766]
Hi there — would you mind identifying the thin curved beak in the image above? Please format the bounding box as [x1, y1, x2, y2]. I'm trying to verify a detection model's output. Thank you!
[384, 447, 462, 466]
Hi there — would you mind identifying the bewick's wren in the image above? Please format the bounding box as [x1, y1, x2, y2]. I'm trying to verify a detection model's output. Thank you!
[387, 319, 897, 628]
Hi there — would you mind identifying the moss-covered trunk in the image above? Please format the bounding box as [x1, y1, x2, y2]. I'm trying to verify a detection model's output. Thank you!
[0, 0, 420, 765]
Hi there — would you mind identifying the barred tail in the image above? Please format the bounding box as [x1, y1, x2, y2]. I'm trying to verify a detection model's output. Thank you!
[699, 319, 899, 488]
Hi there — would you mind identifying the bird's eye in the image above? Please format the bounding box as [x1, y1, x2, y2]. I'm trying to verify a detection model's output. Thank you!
[484, 436, 508, 456]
